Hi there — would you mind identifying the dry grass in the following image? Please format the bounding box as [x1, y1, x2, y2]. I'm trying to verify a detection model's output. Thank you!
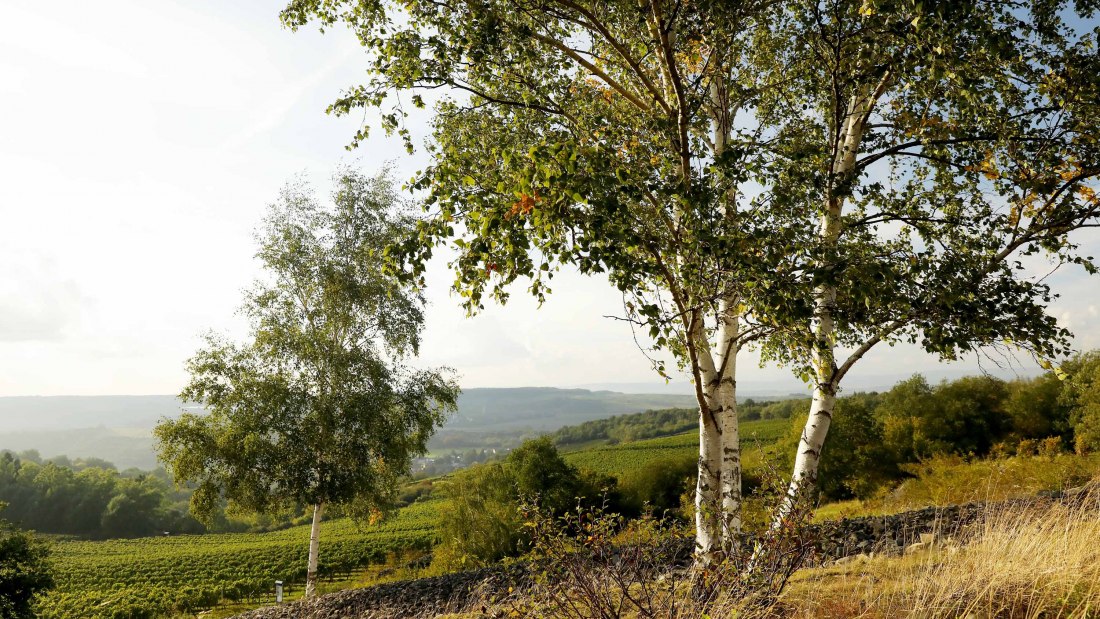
[784, 488, 1100, 618]
[813, 453, 1100, 523]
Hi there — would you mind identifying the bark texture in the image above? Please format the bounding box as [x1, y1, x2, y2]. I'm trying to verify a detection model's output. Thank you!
[778, 82, 880, 522]
[305, 502, 325, 599]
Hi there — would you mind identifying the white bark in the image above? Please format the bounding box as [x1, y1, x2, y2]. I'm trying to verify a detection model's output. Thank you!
[778, 378, 837, 521]
[716, 300, 741, 552]
[688, 294, 742, 560]
[709, 70, 743, 556]
[776, 83, 878, 523]
[694, 394, 723, 559]
[305, 501, 325, 598]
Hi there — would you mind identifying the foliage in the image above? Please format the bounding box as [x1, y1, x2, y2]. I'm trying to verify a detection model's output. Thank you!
[879, 375, 1010, 462]
[433, 438, 616, 570]
[551, 402, 803, 447]
[563, 418, 791, 479]
[1004, 373, 1072, 446]
[616, 453, 698, 517]
[432, 464, 524, 571]
[776, 359, 1100, 503]
[0, 519, 52, 619]
[0, 454, 200, 539]
[156, 169, 459, 524]
[552, 408, 699, 447]
[1063, 351, 1100, 454]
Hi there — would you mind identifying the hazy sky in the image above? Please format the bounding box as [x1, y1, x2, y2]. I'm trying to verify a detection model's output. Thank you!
[2, 1, 1098, 396]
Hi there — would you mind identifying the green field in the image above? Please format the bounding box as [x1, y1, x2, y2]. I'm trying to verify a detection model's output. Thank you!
[40, 499, 442, 619]
[563, 417, 792, 477]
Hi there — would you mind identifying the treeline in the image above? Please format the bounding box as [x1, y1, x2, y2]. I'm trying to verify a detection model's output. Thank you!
[0, 451, 322, 539]
[784, 351, 1100, 502]
[552, 399, 806, 446]
[0, 451, 204, 539]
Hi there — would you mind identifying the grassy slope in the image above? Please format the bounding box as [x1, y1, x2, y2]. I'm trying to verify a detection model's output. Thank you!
[815, 452, 1100, 522]
[783, 492, 1100, 618]
[562, 417, 791, 477]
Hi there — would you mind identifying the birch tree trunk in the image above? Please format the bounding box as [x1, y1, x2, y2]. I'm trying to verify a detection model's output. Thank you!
[694, 394, 723, 560]
[690, 297, 741, 560]
[717, 300, 741, 552]
[776, 83, 877, 523]
[709, 70, 743, 555]
[305, 501, 325, 598]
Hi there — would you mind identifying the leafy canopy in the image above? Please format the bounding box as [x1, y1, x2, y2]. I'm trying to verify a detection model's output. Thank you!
[155, 170, 459, 522]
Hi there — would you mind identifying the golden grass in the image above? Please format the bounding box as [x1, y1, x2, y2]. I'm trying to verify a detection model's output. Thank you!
[813, 453, 1100, 523]
[784, 489, 1100, 618]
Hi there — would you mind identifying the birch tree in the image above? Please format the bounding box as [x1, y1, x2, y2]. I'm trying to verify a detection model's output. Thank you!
[281, 0, 785, 560]
[155, 170, 459, 597]
[740, 0, 1100, 519]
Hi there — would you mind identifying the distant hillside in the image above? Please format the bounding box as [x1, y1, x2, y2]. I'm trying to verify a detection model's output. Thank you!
[0, 388, 699, 469]
[447, 388, 696, 431]
[0, 395, 187, 432]
[0, 427, 159, 470]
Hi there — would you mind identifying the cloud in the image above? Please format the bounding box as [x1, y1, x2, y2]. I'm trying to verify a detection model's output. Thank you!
[0, 258, 82, 343]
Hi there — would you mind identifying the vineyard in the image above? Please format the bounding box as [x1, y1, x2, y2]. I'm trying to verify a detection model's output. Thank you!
[563, 417, 792, 477]
[39, 499, 442, 619]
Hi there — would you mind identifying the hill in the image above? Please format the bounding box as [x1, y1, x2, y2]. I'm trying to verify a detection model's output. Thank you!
[0, 389, 699, 469]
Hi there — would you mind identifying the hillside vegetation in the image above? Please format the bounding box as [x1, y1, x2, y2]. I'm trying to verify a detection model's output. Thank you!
[22, 355, 1100, 618]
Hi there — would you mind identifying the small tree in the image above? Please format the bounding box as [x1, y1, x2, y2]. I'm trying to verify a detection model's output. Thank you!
[155, 170, 459, 597]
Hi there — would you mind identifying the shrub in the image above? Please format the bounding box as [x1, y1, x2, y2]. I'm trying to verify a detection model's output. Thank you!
[432, 463, 524, 570]
[1017, 438, 1038, 457]
[1038, 437, 1064, 458]
[432, 438, 620, 571]
[617, 454, 696, 517]
[0, 521, 53, 619]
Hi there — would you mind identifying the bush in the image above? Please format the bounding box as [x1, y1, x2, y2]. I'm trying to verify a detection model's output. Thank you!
[0, 521, 53, 618]
[1017, 438, 1038, 457]
[617, 454, 696, 517]
[433, 463, 524, 570]
[879, 374, 1010, 461]
[1064, 352, 1100, 454]
[1038, 437, 1064, 458]
[432, 438, 620, 571]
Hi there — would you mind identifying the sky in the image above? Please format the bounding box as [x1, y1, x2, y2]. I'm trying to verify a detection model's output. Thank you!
[1, 1, 1098, 397]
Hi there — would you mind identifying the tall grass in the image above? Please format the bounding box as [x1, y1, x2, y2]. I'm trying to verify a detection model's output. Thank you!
[786, 486, 1100, 618]
[815, 453, 1100, 522]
